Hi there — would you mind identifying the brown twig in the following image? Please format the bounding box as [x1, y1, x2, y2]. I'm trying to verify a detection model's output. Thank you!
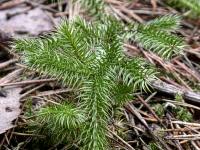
[36, 88, 73, 97]
[171, 121, 200, 127]
[125, 103, 172, 150]
[165, 134, 200, 140]
[0, 68, 24, 84]
[108, 128, 135, 150]
[0, 0, 25, 10]
[0, 59, 18, 69]
[137, 95, 162, 124]
[0, 78, 56, 87]
[138, 92, 157, 109]
[159, 127, 200, 132]
[20, 84, 45, 99]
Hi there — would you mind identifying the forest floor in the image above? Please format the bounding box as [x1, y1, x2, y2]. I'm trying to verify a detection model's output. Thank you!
[0, 0, 200, 149]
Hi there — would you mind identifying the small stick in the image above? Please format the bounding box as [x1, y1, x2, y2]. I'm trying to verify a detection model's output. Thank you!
[171, 121, 200, 127]
[165, 134, 200, 140]
[0, 59, 18, 69]
[126, 103, 172, 150]
[54, 11, 69, 17]
[36, 88, 72, 97]
[126, 104, 149, 128]
[159, 127, 200, 132]
[126, 123, 145, 133]
[0, 68, 23, 84]
[110, 5, 132, 23]
[0, 78, 56, 87]
[175, 124, 200, 150]
[161, 99, 200, 111]
[137, 95, 162, 123]
[180, 140, 189, 144]
[191, 141, 200, 150]
[138, 92, 157, 109]
[172, 72, 192, 90]
[0, 0, 25, 10]
[142, 117, 158, 122]
[105, 0, 124, 5]
[20, 84, 45, 99]
[128, 114, 148, 148]
[107, 133, 127, 150]
[117, 6, 144, 23]
[137, 109, 155, 119]
[186, 126, 200, 149]
[108, 128, 135, 150]
[167, 114, 184, 150]
[31, 96, 60, 105]
[174, 60, 200, 82]
[12, 132, 45, 138]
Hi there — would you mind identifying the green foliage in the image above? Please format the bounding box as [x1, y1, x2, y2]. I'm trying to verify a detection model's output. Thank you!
[153, 101, 192, 122]
[146, 14, 181, 31]
[14, 15, 186, 149]
[129, 14, 186, 59]
[167, 0, 200, 17]
[174, 94, 192, 122]
[175, 106, 193, 122]
[175, 93, 183, 102]
[153, 103, 165, 117]
[32, 103, 85, 144]
[37, 103, 85, 129]
[148, 142, 160, 150]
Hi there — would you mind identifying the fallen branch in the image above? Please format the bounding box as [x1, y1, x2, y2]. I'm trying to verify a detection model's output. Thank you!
[150, 80, 200, 104]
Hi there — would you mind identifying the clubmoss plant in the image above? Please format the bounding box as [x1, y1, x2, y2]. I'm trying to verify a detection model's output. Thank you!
[78, 0, 187, 59]
[14, 15, 186, 149]
[130, 14, 186, 59]
[167, 0, 200, 17]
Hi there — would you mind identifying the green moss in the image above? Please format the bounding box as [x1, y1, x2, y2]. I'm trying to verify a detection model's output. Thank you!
[175, 107, 193, 122]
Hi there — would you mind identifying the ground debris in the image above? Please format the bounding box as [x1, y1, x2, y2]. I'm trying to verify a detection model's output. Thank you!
[0, 87, 22, 134]
[0, 7, 54, 36]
